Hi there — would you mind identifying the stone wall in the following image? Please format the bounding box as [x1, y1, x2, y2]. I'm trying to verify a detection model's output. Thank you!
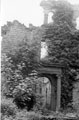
[73, 80, 79, 111]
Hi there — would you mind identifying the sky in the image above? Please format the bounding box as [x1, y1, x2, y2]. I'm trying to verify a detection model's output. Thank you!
[1, 0, 79, 27]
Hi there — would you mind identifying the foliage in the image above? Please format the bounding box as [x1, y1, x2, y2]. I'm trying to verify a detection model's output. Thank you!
[52, 0, 75, 28]
[1, 53, 43, 110]
[1, 21, 46, 113]
[13, 91, 36, 110]
[1, 20, 42, 61]
[1, 53, 42, 109]
[2, 110, 79, 120]
[1, 51, 43, 110]
[1, 54, 15, 97]
[1, 97, 17, 117]
[1, 20, 41, 98]
[15, 111, 41, 120]
[1, 98, 79, 120]
[13, 77, 36, 110]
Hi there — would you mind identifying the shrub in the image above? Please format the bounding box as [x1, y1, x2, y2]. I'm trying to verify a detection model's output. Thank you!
[13, 87, 36, 110]
[1, 98, 17, 117]
[15, 110, 42, 120]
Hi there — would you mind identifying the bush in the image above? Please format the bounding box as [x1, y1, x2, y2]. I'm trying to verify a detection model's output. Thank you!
[1, 98, 17, 117]
[13, 87, 36, 111]
[15, 110, 42, 120]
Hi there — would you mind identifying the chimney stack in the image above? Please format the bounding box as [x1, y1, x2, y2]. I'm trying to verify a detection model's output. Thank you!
[40, 0, 50, 24]
[44, 9, 49, 24]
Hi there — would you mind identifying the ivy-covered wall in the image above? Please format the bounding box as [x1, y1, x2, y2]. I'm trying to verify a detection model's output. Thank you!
[73, 80, 79, 111]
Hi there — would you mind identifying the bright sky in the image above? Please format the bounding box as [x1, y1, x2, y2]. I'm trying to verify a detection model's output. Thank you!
[1, 0, 43, 27]
[1, 0, 79, 27]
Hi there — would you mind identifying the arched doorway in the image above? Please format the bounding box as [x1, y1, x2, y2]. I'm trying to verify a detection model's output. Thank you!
[37, 75, 58, 111]
[38, 63, 63, 111]
[37, 77, 51, 109]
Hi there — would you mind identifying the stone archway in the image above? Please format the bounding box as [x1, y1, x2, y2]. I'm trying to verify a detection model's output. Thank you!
[38, 63, 63, 111]
[40, 74, 57, 111]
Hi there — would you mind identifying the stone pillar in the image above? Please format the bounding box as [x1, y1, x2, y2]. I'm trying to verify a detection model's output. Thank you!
[51, 83, 56, 111]
[56, 74, 61, 111]
[50, 75, 57, 111]
[43, 9, 49, 24]
[44, 12, 48, 24]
